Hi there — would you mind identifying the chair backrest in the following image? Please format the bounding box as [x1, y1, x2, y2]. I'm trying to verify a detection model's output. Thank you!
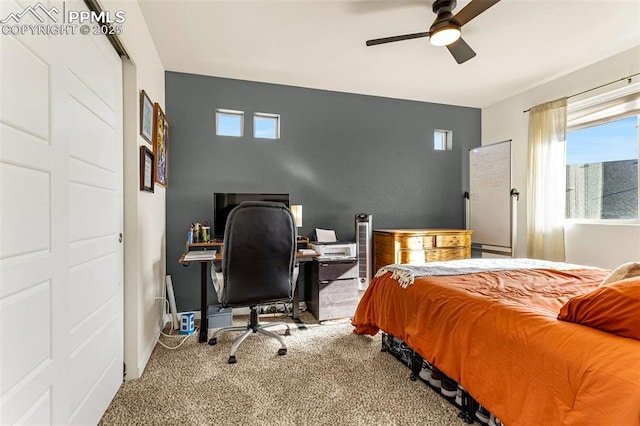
[221, 201, 296, 307]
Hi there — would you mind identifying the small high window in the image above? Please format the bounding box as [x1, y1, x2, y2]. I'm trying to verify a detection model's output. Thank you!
[216, 109, 244, 137]
[254, 113, 280, 139]
[434, 129, 453, 151]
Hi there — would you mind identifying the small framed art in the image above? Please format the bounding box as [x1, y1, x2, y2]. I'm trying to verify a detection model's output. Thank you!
[140, 145, 154, 192]
[153, 103, 169, 187]
[140, 90, 154, 143]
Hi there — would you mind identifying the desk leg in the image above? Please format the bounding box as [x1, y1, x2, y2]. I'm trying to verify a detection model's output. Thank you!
[292, 280, 299, 320]
[199, 262, 208, 343]
[292, 261, 304, 320]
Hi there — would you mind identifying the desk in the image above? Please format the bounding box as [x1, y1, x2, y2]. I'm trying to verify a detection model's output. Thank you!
[179, 242, 317, 343]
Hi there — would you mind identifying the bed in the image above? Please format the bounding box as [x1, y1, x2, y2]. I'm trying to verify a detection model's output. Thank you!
[352, 258, 640, 426]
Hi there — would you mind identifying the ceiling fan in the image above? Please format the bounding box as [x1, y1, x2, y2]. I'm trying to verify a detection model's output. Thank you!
[365, 0, 500, 64]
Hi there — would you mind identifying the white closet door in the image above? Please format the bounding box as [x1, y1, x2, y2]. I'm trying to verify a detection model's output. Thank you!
[0, 0, 124, 424]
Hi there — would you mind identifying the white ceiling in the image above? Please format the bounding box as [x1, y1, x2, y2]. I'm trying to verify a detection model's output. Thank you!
[138, 0, 640, 108]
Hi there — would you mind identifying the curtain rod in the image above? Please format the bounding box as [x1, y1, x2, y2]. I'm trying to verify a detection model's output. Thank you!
[522, 72, 640, 113]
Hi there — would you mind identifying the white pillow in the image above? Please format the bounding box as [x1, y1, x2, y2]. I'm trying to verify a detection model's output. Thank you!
[600, 262, 640, 286]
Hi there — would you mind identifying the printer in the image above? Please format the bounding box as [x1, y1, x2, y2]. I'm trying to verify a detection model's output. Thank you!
[309, 241, 356, 259]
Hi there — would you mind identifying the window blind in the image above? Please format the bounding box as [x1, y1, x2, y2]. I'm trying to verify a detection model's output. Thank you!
[568, 82, 640, 130]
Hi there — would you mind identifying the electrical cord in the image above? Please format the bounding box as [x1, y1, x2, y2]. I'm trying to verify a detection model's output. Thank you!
[157, 328, 198, 350]
[155, 296, 198, 350]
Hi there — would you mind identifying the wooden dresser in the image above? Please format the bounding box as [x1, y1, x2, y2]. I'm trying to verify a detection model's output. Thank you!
[373, 229, 473, 272]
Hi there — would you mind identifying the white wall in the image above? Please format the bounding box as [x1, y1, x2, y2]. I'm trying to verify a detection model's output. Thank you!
[101, 0, 166, 379]
[482, 46, 640, 268]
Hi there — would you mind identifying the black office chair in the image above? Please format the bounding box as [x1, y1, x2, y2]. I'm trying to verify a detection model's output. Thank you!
[208, 201, 296, 363]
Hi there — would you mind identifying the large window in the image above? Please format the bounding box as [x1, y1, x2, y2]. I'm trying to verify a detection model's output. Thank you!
[566, 83, 640, 221]
[566, 112, 639, 220]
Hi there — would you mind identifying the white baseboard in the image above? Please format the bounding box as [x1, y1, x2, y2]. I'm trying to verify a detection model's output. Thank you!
[163, 313, 174, 327]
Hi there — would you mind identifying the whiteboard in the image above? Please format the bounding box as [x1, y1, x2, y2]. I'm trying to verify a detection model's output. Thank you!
[468, 141, 512, 248]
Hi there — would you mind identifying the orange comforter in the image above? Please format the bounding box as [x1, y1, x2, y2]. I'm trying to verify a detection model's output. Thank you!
[352, 268, 640, 426]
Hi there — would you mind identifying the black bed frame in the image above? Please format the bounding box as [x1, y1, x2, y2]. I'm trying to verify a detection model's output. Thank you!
[381, 332, 485, 424]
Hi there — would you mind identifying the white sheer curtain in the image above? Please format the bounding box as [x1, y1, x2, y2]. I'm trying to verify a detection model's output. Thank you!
[526, 98, 567, 261]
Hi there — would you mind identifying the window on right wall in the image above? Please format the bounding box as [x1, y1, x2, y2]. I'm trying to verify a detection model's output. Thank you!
[566, 85, 640, 221]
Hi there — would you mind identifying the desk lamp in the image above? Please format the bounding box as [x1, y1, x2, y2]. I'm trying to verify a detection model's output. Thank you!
[290, 205, 302, 238]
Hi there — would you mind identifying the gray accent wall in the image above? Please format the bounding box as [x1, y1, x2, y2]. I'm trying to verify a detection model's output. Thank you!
[165, 71, 481, 311]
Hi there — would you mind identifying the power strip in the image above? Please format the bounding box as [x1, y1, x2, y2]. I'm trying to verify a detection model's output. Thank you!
[173, 301, 308, 322]
[257, 301, 307, 314]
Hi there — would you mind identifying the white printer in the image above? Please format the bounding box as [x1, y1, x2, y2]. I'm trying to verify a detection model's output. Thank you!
[309, 241, 356, 259]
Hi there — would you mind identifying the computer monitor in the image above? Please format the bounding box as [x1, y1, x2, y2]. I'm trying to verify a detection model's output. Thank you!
[212, 192, 290, 239]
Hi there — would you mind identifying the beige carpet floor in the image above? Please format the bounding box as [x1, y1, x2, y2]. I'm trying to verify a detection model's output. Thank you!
[100, 312, 465, 425]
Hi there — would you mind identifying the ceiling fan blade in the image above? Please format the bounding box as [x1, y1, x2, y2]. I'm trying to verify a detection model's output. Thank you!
[366, 31, 430, 46]
[453, 0, 500, 26]
[446, 37, 476, 64]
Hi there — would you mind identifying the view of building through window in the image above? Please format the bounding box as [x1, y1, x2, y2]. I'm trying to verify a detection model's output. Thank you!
[566, 115, 639, 220]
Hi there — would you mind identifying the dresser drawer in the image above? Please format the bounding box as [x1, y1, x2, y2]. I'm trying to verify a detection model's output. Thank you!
[436, 234, 471, 248]
[401, 236, 434, 250]
[317, 260, 358, 280]
[425, 248, 471, 262]
[398, 249, 429, 264]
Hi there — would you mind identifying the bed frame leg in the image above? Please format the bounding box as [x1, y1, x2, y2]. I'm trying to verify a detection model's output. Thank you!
[458, 411, 474, 424]
[381, 333, 389, 352]
[463, 392, 480, 424]
[409, 352, 422, 381]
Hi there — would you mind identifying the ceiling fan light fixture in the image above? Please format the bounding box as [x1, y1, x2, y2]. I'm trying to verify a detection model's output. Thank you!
[429, 24, 461, 46]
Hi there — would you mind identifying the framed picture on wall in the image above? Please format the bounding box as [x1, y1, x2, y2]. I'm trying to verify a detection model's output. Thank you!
[152, 102, 169, 187]
[140, 90, 154, 143]
[140, 145, 154, 192]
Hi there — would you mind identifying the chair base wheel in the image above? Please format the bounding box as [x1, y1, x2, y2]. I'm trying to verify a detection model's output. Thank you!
[277, 348, 287, 356]
[228, 355, 236, 364]
[208, 338, 217, 346]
